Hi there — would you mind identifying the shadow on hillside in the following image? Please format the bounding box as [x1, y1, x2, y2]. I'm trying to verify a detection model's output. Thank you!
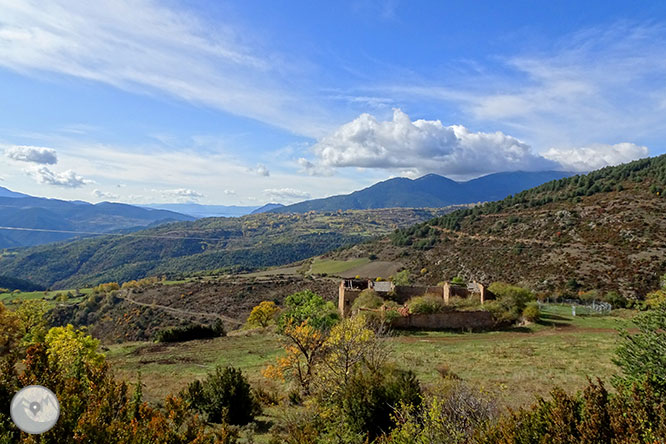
[536, 313, 572, 328]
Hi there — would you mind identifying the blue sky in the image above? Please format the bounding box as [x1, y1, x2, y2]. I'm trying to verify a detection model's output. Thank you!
[1, 0, 665, 205]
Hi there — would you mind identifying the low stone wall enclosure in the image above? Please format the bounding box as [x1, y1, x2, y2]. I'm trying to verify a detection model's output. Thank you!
[390, 310, 495, 330]
[338, 278, 497, 330]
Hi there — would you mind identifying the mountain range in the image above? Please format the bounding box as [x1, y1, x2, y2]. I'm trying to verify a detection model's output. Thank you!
[0, 171, 572, 249]
[0, 187, 193, 248]
[271, 171, 574, 213]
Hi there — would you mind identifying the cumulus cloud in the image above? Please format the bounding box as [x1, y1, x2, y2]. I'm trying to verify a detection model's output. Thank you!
[27, 166, 92, 188]
[91, 189, 118, 200]
[224, 189, 236, 195]
[159, 188, 204, 202]
[263, 188, 310, 201]
[312, 109, 557, 177]
[297, 157, 332, 176]
[311, 110, 650, 177]
[6, 145, 58, 164]
[542, 143, 649, 172]
[251, 164, 270, 177]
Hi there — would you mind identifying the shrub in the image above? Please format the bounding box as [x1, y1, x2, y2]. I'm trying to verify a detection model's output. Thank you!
[278, 290, 339, 332]
[451, 276, 465, 285]
[477, 379, 666, 444]
[246, 301, 280, 328]
[603, 291, 628, 308]
[155, 320, 225, 343]
[522, 302, 541, 322]
[340, 367, 422, 439]
[408, 295, 447, 314]
[351, 289, 384, 313]
[384, 379, 497, 444]
[486, 282, 535, 324]
[184, 365, 260, 425]
[614, 303, 666, 389]
[391, 270, 411, 286]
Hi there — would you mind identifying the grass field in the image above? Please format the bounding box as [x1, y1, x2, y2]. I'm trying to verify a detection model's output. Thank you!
[0, 288, 91, 307]
[309, 257, 370, 275]
[106, 304, 634, 410]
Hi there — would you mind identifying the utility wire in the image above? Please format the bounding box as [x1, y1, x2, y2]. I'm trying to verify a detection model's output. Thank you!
[0, 226, 227, 242]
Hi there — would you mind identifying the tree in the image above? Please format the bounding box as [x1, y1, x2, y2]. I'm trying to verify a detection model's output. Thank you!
[185, 365, 260, 425]
[1, 322, 227, 443]
[278, 290, 339, 332]
[614, 303, 666, 389]
[246, 301, 280, 328]
[321, 315, 386, 390]
[264, 320, 327, 394]
[392, 270, 411, 286]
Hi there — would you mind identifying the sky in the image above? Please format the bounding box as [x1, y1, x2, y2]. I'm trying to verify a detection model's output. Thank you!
[1, 0, 666, 206]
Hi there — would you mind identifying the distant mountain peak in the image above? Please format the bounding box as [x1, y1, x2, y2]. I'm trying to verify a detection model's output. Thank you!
[270, 171, 575, 213]
[0, 186, 30, 199]
[251, 203, 285, 214]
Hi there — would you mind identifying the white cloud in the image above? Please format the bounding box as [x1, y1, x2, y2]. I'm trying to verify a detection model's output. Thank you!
[91, 189, 118, 200]
[159, 188, 204, 202]
[0, 0, 333, 137]
[263, 188, 310, 201]
[297, 157, 332, 176]
[542, 143, 649, 172]
[252, 164, 270, 177]
[6, 145, 58, 164]
[27, 166, 92, 188]
[224, 189, 236, 195]
[312, 109, 557, 177]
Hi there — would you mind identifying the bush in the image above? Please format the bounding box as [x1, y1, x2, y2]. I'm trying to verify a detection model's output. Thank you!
[603, 291, 628, 308]
[392, 270, 411, 286]
[351, 289, 384, 313]
[522, 302, 541, 322]
[278, 290, 339, 332]
[184, 365, 261, 425]
[486, 282, 535, 324]
[155, 320, 225, 342]
[477, 379, 666, 444]
[341, 368, 422, 439]
[246, 301, 280, 328]
[408, 295, 447, 314]
[384, 379, 497, 444]
[614, 303, 666, 389]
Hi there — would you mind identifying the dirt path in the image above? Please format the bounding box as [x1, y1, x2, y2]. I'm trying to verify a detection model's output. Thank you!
[119, 291, 243, 325]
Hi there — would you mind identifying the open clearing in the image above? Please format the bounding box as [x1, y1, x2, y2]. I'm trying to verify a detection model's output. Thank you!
[106, 304, 634, 409]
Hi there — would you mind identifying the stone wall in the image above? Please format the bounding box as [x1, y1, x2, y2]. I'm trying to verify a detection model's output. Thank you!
[390, 310, 494, 330]
[391, 285, 444, 303]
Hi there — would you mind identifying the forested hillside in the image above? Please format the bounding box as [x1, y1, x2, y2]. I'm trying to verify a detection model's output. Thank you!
[334, 155, 666, 297]
[0, 207, 458, 289]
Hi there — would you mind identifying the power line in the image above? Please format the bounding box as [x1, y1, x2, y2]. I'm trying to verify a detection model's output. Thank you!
[0, 226, 227, 242]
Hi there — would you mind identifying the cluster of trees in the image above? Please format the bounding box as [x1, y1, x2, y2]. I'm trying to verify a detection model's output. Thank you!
[155, 319, 226, 343]
[0, 301, 256, 443]
[390, 224, 439, 249]
[392, 154, 666, 240]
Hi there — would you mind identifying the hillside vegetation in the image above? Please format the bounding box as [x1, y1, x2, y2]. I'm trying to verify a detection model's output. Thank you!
[0, 208, 457, 289]
[339, 155, 666, 297]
